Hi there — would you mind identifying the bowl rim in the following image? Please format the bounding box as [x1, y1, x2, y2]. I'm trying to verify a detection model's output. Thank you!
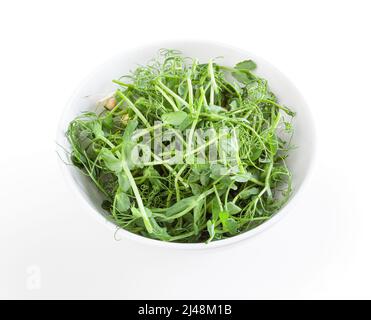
[56, 39, 317, 250]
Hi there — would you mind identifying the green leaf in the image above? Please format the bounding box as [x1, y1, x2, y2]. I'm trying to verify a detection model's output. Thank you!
[161, 111, 188, 126]
[165, 196, 198, 216]
[122, 119, 138, 147]
[205, 105, 226, 114]
[117, 172, 130, 192]
[239, 187, 260, 199]
[229, 100, 238, 110]
[266, 133, 278, 154]
[219, 211, 238, 234]
[77, 129, 93, 151]
[188, 172, 200, 183]
[211, 197, 222, 221]
[235, 59, 257, 71]
[200, 173, 210, 186]
[88, 121, 105, 138]
[219, 211, 229, 221]
[100, 148, 122, 173]
[178, 115, 193, 130]
[225, 218, 238, 235]
[121, 119, 138, 168]
[98, 172, 118, 197]
[234, 172, 252, 183]
[190, 183, 202, 196]
[102, 114, 113, 131]
[210, 163, 228, 178]
[231, 60, 257, 85]
[250, 146, 263, 161]
[226, 202, 241, 215]
[232, 70, 255, 84]
[116, 192, 130, 212]
[206, 220, 215, 243]
[193, 202, 203, 235]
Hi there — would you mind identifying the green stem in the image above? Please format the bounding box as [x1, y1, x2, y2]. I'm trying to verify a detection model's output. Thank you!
[116, 91, 151, 129]
[155, 85, 179, 111]
[121, 160, 153, 233]
[157, 80, 190, 109]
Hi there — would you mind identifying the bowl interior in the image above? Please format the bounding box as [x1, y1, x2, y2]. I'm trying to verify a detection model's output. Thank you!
[57, 41, 315, 249]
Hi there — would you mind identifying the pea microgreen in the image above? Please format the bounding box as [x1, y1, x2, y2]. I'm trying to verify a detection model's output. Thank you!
[66, 50, 295, 243]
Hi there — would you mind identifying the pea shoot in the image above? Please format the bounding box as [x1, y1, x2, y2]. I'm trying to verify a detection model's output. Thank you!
[66, 49, 295, 243]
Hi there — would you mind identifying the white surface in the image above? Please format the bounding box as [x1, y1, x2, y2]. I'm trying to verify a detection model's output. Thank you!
[58, 40, 315, 249]
[0, 0, 370, 299]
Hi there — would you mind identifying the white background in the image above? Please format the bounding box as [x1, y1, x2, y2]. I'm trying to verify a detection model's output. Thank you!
[0, 0, 370, 299]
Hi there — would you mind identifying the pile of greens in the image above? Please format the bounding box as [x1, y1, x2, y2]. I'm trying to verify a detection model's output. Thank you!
[67, 50, 295, 243]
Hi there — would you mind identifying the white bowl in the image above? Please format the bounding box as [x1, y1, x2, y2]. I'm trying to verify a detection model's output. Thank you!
[57, 40, 316, 249]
